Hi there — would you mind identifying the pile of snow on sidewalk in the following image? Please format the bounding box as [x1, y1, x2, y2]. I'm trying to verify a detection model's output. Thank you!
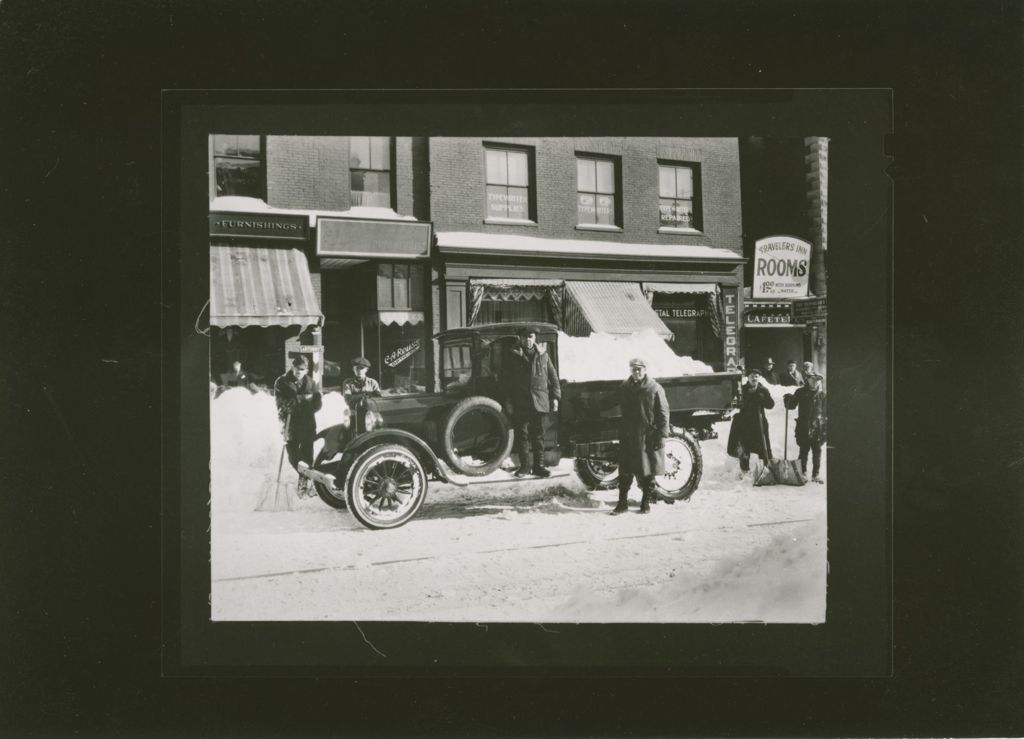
[558, 329, 713, 383]
[210, 388, 350, 511]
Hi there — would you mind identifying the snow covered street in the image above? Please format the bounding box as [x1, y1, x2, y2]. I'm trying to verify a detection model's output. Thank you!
[209, 383, 827, 623]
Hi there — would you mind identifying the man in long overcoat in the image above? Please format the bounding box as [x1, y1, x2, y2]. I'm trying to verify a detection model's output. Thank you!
[503, 327, 560, 477]
[727, 367, 775, 475]
[274, 356, 323, 497]
[609, 357, 671, 515]
[784, 373, 827, 482]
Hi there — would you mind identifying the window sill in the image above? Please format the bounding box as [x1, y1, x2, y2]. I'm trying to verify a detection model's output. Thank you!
[484, 218, 537, 227]
[575, 224, 623, 233]
[658, 226, 705, 235]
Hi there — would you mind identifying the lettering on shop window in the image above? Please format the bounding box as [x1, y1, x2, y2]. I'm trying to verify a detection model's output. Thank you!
[655, 307, 709, 319]
[384, 339, 421, 368]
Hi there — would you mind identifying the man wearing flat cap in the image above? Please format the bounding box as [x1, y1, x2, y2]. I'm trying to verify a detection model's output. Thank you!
[502, 326, 560, 477]
[784, 372, 827, 483]
[343, 357, 382, 397]
[608, 357, 670, 515]
[274, 356, 323, 497]
[726, 367, 775, 477]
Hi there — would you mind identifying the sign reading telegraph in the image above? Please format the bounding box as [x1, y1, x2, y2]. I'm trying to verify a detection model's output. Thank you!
[752, 236, 811, 299]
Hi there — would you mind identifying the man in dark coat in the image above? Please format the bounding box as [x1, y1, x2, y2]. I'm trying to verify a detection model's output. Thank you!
[503, 327, 560, 477]
[761, 357, 781, 385]
[274, 356, 323, 497]
[779, 359, 803, 387]
[608, 357, 671, 515]
[727, 367, 775, 476]
[784, 373, 827, 482]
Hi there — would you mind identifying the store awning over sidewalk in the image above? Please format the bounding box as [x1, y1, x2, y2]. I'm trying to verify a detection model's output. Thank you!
[563, 281, 673, 340]
[210, 245, 323, 328]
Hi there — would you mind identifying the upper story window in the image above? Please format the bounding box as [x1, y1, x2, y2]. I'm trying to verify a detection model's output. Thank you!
[485, 145, 534, 222]
[376, 263, 425, 310]
[576, 155, 619, 227]
[658, 162, 702, 230]
[212, 134, 265, 199]
[350, 136, 393, 208]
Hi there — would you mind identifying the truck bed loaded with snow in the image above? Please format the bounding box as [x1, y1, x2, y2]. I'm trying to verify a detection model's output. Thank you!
[299, 322, 741, 529]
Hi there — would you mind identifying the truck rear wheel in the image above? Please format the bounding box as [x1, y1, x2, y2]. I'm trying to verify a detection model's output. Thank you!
[655, 432, 702, 501]
[441, 396, 513, 476]
[345, 444, 427, 529]
[574, 458, 620, 490]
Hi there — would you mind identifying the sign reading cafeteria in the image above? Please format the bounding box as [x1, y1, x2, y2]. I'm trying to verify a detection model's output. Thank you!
[752, 236, 811, 299]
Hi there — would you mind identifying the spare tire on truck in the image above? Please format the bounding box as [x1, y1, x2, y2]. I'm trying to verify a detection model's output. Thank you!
[441, 396, 514, 476]
[574, 431, 703, 502]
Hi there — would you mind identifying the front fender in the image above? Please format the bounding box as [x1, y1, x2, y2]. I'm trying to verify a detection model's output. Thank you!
[343, 428, 462, 485]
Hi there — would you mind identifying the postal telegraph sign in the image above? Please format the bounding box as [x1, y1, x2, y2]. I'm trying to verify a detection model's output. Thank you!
[752, 236, 811, 299]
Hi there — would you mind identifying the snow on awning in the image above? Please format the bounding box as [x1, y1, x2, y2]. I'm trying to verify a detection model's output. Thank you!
[436, 231, 743, 263]
[363, 310, 425, 327]
[563, 281, 673, 340]
[643, 282, 719, 296]
[210, 245, 323, 329]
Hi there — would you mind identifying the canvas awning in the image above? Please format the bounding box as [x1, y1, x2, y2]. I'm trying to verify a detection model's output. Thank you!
[210, 245, 323, 328]
[563, 281, 673, 340]
[363, 310, 425, 327]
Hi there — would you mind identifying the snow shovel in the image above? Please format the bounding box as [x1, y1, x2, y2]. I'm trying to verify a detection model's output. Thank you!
[755, 408, 806, 486]
[255, 414, 297, 511]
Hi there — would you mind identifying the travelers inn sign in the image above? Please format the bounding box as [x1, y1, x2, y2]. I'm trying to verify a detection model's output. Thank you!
[752, 236, 811, 299]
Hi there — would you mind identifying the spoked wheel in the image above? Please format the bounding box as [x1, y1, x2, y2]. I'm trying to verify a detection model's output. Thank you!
[654, 433, 703, 502]
[574, 457, 620, 490]
[345, 444, 427, 529]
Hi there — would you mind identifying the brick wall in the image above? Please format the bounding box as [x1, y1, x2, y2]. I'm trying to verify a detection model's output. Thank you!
[428, 137, 742, 253]
[266, 136, 420, 217]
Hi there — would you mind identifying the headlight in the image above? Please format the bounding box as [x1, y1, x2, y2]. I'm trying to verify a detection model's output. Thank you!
[364, 410, 384, 431]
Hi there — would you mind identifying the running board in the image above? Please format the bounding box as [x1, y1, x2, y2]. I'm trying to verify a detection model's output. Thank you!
[296, 462, 337, 490]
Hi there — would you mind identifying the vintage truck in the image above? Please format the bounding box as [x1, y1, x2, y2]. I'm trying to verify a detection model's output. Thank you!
[299, 322, 741, 529]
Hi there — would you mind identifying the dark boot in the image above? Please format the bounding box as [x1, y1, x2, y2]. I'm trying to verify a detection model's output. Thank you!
[611, 489, 629, 515]
[638, 486, 651, 514]
[532, 459, 551, 478]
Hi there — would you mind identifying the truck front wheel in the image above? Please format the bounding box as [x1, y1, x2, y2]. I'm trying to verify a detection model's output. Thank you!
[345, 444, 427, 529]
[655, 432, 702, 501]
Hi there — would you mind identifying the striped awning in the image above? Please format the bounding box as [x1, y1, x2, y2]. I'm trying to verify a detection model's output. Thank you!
[210, 245, 323, 328]
[563, 281, 673, 340]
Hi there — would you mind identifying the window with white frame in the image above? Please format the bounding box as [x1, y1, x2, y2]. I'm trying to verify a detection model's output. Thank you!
[350, 136, 393, 208]
[484, 146, 533, 221]
[576, 155, 619, 226]
[658, 162, 702, 230]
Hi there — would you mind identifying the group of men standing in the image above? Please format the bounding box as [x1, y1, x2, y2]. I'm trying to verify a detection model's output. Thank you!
[727, 357, 827, 483]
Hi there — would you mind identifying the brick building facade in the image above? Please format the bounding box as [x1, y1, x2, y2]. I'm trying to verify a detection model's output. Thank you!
[208, 135, 748, 393]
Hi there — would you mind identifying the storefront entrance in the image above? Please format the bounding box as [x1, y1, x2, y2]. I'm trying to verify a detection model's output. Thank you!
[743, 326, 805, 374]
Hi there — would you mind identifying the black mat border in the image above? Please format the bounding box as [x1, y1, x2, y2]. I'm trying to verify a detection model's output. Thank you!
[163, 89, 891, 677]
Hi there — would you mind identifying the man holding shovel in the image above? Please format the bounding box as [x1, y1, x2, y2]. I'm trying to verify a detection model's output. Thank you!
[274, 356, 323, 498]
[784, 373, 827, 483]
[727, 367, 775, 477]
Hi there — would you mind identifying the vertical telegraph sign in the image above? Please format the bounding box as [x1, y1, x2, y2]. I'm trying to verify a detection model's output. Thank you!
[752, 236, 811, 299]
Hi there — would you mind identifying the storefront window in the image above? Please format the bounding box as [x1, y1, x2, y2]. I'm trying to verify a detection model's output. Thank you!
[350, 136, 393, 208]
[475, 298, 550, 325]
[212, 134, 264, 198]
[485, 146, 533, 220]
[652, 294, 720, 365]
[658, 162, 702, 229]
[375, 322, 427, 395]
[577, 156, 618, 226]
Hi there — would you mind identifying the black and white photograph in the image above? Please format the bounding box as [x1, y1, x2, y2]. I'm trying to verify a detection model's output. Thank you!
[205, 132, 831, 623]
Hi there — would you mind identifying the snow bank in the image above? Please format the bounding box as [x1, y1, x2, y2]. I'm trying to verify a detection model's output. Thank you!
[557, 329, 713, 383]
[210, 388, 350, 512]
